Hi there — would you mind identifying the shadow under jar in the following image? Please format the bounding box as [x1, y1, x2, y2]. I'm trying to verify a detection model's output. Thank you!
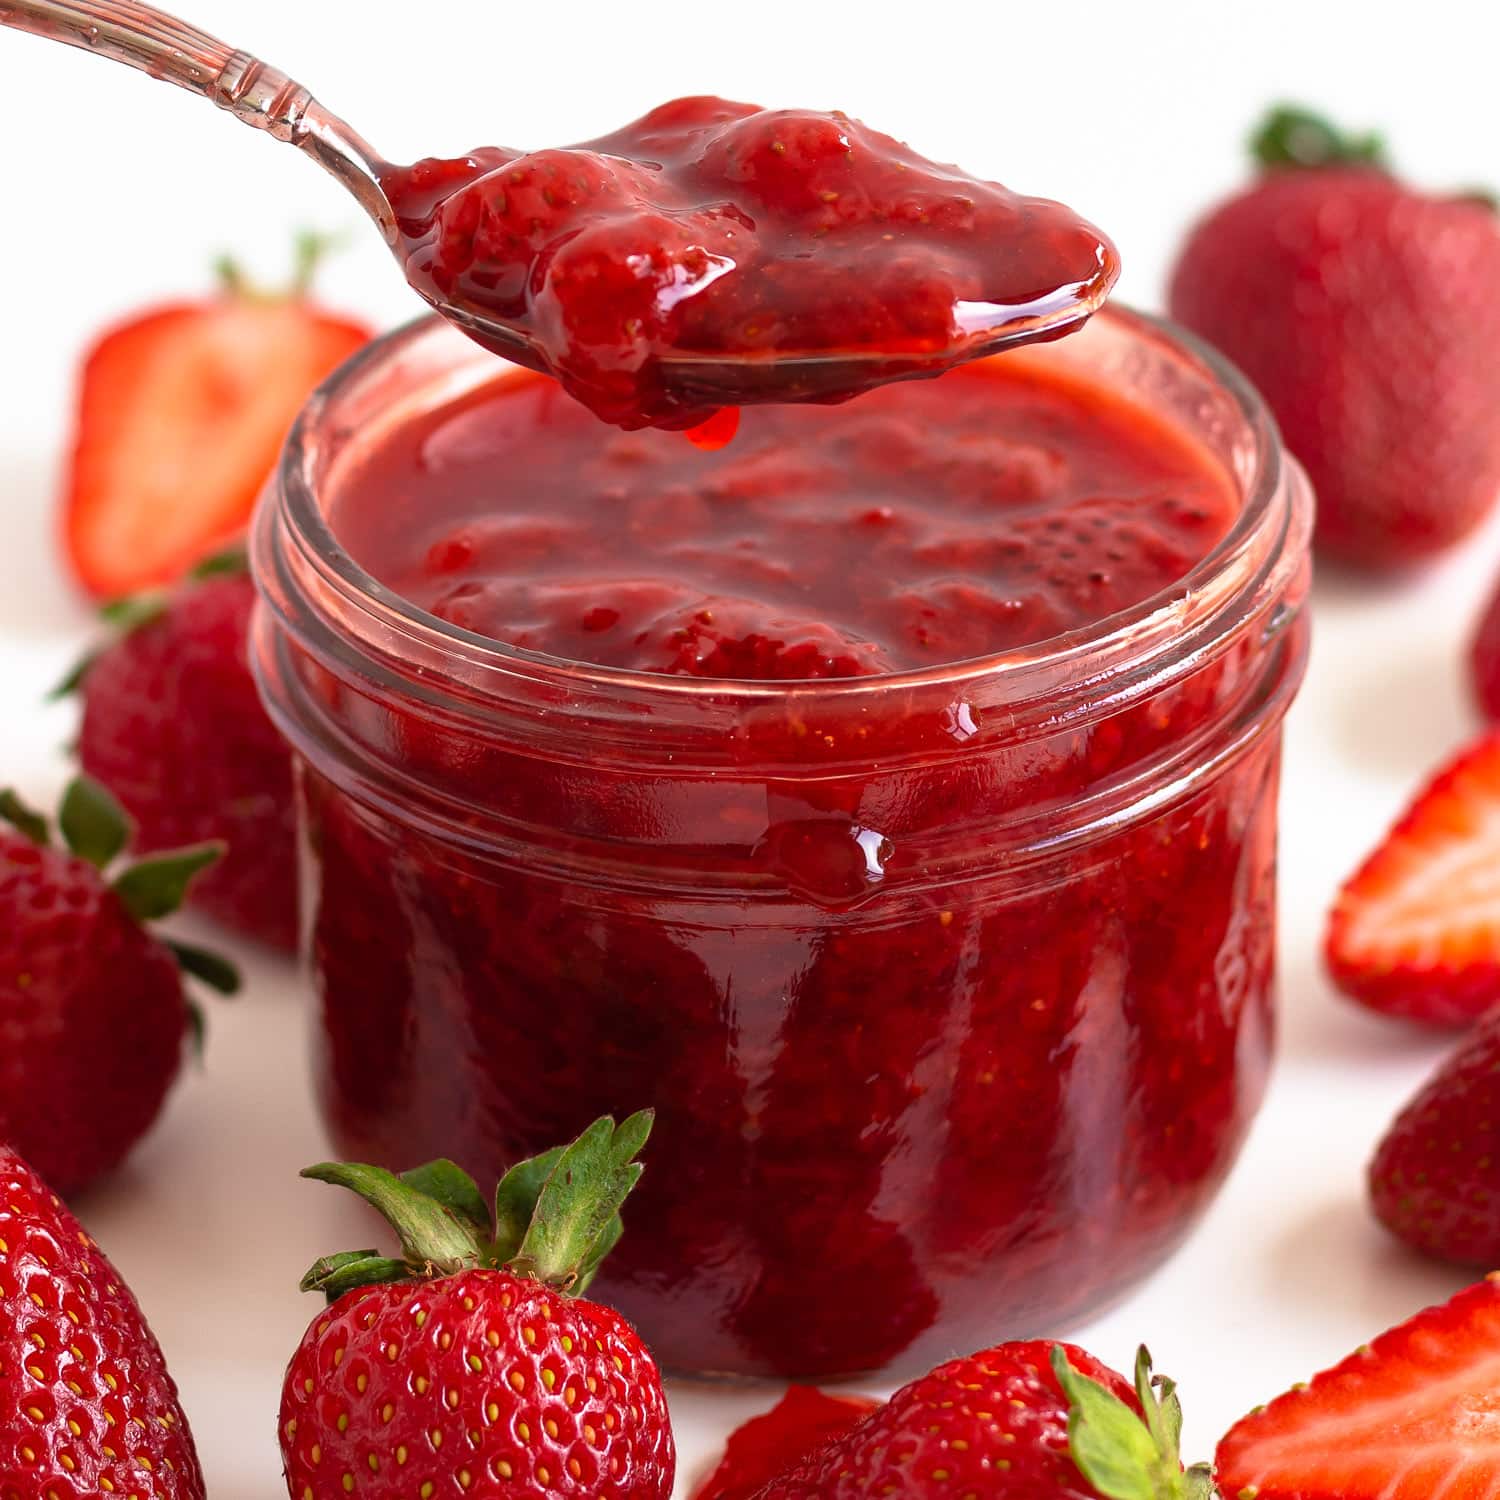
[251, 307, 1311, 1381]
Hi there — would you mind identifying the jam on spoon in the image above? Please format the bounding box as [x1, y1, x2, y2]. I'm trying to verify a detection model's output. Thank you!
[1, 7, 1117, 427]
[380, 96, 1119, 428]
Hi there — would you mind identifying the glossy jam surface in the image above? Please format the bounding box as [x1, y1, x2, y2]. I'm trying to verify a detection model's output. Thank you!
[271, 332, 1303, 1379]
[333, 360, 1235, 677]
[380, 96, 1117, 428]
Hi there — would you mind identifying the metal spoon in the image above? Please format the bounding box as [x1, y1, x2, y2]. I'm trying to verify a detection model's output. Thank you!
[0, 0, 1116, 403]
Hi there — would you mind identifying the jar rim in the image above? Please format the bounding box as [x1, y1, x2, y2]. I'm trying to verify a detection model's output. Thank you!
[268, 304, 1296, 711]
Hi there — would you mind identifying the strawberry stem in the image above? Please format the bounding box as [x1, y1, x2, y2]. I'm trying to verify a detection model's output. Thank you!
[59, 775, 130, 870]
[214, 254, 249, 297]
[1052, 1346, 1213, 1500]
[508, 1112, 652, 1290]
[215, 232, 347, 302]
[112, 841, 224, 922]
[1251, 105, 1387, 171]
[400, 1158, 494, 1236]
[0, 788, 49, 846]
[301, 1249, 414, 1296]
[301, 1162, 486, 1275]
[190, 547, 249, 581]
[290, 228, 348, 297]
[1457, 188, 1500, 213]
[97, 592, 170, 631]
[165, 940, 242, 996]
[299, 1112, 655, 1304]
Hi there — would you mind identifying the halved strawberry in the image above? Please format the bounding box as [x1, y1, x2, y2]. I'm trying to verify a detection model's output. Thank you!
[1216, 1275, 1500, 1499]
[1325, 731, 1500, 1026]
[62, 235, 371, 598]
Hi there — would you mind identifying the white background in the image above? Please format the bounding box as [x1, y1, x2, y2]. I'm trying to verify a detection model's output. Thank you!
[4, 0, 1500, 1492]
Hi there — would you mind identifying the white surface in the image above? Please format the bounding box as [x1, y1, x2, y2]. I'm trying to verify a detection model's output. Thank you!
[5, 0, 1500, 1492]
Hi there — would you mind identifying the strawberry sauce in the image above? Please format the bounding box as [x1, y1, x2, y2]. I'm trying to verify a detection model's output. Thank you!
[332, 359, 1234, 673]
[379, 97, 1117, 429]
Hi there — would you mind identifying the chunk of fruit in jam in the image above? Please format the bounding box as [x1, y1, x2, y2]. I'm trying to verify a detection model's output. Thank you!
[379, 96, 1117, 428]
[429, 576, 894, 678]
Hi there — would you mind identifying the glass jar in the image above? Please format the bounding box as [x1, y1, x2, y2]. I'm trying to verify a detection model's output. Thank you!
[251, 306, 1311, 1380]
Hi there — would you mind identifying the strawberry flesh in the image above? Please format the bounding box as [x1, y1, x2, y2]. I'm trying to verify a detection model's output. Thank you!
[1325, 731, 1500, 1026]
[1217, 1274, 1500, 1500]
[63, 296, 368, 598]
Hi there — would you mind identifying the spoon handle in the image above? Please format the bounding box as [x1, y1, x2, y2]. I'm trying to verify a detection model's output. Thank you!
[0, 0, 396, 239]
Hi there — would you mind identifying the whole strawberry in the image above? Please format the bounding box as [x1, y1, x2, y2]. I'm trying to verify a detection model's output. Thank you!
[0, 777, 236, 1193]
[280, 1113, 674, 1500]
[748, 1343, 1209, 1500]
[1168, 106, 1500, 569]
[0, 1142, 205, 1498]
[66, 552, 297, 951]
[1369, 1005, 1500, 1263]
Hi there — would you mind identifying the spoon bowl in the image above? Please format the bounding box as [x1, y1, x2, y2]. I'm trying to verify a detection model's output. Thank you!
[650, 285, 1111, 408]
[426, 289, 1112, 409]
[426, 243, 1115, 414]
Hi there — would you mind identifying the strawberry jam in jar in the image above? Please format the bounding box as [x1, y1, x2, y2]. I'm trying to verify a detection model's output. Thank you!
[252, 306, 1311, 1379]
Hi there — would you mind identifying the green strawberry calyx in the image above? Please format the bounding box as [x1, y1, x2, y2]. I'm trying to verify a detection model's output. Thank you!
[216, 227, 348, 303]
[49, 547, 249, 700]
[1052, 1346, 1214, 1500]
[1251, 105, 1387, 171]
[299, 1111, 654, 1304]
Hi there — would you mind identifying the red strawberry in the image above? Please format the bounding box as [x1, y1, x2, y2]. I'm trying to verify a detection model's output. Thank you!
[1168, 106, 1500, 570]
[1217, 1274, 1500, 1498]
[1325, 731, 1500, 1026]
[693, 1386, 879, 1500]
[1471, 578, 1500, 722]
[280, 1114, 674, 1500]
[62, 236, 371, 598]
[0, 1142, 205, 1498]
[0, 778, 236, 1193]
[1369, 1005, 1500, 1263]
[68, 552, 297, 951]
[747, 1343, 1209, 1500]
